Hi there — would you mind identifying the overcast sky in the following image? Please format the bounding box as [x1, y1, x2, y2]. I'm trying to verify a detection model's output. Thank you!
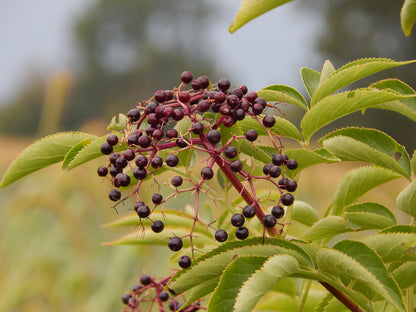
[0, 0, 322, 103]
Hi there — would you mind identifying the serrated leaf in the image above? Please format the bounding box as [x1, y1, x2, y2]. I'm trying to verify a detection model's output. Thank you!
[315, 294, 348, 312]
[321, 127, 411, 179]
[392, 261, 416, 289]
[370, 78, 416, 95]
[310, 58, 415, 106]
[333, 240, 405, 311]
[272, 278, 297, 298]
[343, 202, 396, 230]
[304, 216, 351, 242]
[228, 0, 293, 33]
[397, 181, 416, 218]
[301, 88, 415, 141]
[301, 67, 321, 98]
[364, 232, 416, 263]
[381, 225, 416, 234]
[258, 84, 308, 111]
[319, 60, 336, 85]
[331, 166, 400, 215]
[107, 113, 127, 131]
[240, 141, 271, 164]
[207, 256, 268, 312]
[234, 255, 300, 312]
[284, 148, 340, 178]
[401, 0, 416, 36]
[292, 201, 320, 227]
[0, 132, 95, 187]
[169, 238, 313, 296]
[61, 138, 95, 169]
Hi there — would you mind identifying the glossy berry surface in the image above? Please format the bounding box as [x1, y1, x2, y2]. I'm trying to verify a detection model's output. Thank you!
[230, 160, 243, 172]
[242, 205, 256, 218]
[159, 291, 169, 302]
[245, 129, 258, 142]
[152, 193, 163, 204]
[109, 189, 121, 201]
[180, 71, 193, 84]
[224, 146, 238, 158]
[201, 167, 214, 180]
[235, 226, 249, 240]
[97, 166, 108, 177]
[215, 229, 228, 242]
[286, 159, 298, 170]
[151, 220, 164, 233]
[178, 255, 191, 268]
[171, 175, 183, 187]
[207, 129, 221, 144]
[140, 274, 152, 285]
[136, 205, 151, 218]
[268, 165, 281, 178]
[281, 193, 295, 206]
[263, 214, 277, 228]
[271, 205, 285, 219]
[127, 109, 141, 122]
[286, 179, 298, 192]
[101, 142, 113, 155]
[166, 154, 179, 167]
[151, 156, 163, 169]
[263, 115, 276, 128]
[168, 237, 183, 252]
[106, 134, 119, 146]
[231, 213, 245, 227]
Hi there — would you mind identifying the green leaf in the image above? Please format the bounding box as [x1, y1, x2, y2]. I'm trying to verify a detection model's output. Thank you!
[292, 201, 320, 227]
[304, 216, 351, 242]
[381, 225, 416, 234]
[321, 127, 411, 179]
[301, 88, 415, 142]
[370, 78, 416, 95]
[401, 0, 416, 36]
[397, 181, 416, 218]
[228, 0, 293, 33]
[234, 255, 300, 312]
[319, 60, 336, 85]
[301, 67, 321, 98]
[0, 132, 95, 187]
[207, 256, 268, 312]
[107, 113, 127, 131]
[240, 141, 271, 164]
[258, 84, 308, 111]
[331, 166, 401, 215]
[343, 202, 396, 230]
[333, 240, 405, 312]
[310, 58, 416, 106]
[412, 150, 416, 177]
[61, 138, 95, 170]
[364, 232, 416, 263]
[284, 148, 340, 178]
[392, 261, 416, 289]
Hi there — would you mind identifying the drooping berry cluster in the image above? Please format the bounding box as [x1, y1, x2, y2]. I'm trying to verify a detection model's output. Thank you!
[121, 274, 201, 312]
[97, 71, 299, 311]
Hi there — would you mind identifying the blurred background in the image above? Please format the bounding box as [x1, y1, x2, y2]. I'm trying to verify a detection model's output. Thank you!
[0, 0, 415, 311]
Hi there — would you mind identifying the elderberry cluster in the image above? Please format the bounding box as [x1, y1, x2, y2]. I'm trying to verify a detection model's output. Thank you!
[97, 71, 299, 311]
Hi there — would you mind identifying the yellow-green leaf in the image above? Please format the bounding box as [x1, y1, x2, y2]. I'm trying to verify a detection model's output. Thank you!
[401, 0, 416, 36]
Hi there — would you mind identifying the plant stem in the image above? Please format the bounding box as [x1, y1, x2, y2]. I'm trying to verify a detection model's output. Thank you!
[320, 282, 364, 312]
[297, 280, 311, 312]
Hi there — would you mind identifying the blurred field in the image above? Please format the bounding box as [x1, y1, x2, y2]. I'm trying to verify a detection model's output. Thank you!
[0, 136, 412, 312]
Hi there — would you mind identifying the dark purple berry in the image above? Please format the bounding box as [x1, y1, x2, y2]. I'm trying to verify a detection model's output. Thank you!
[197, 75, 210, 89]
[201, 167, 214, 180]
[164, 106, 173, 117]
[109, 189, 121, 201]
[133, 167, 147, 180]
[109, 165, 122, 177]
[230, 160, 243, 172]
[231, 88, 244, 99]
[217, 78, 230, 91]
[101, 142, 113, 155]
[222, 115, 234, 127]
[215, 229, 228, 242]
[219, 104, 231, 115]
[152, 193, 163, 204]
[231, 213, 245, 227]
[140, 274, 152, 285]
[166, 154, 179, 167]
[281, 193, 295, 206]
[135, 155, 148, 168]
[224, 146, 238, 158]
[159, 291, 170, 302]
[263, 214, 277, 228]
[147, 113, 159, 126]
[97, 166, 108, 177]
[263, 115, 276, 128]
[243, 205, 256, 218]
[191, 79, 202, 90]
[227, 94, 239, 107]
[207, 129, 221, 144]
[255, 97, 267, 108]
[245, 92, 257, 103]
[123, 149, 135, 161]
[271, 205, 285, 219]
[268, 165, 281, 178]
[106, 134, 119, 146]
[132, 284, 143, 292]
[197, 100, 210, 112]
[272, 154, 285, 166]
[122, 293, 132, 305]
[278, 178, 288, 187]
[286, 179, 297, 192]
[134, 201, 145, 212]
[154, 90, 167, 103]
[252, 103, 264, 115]
[263, 164, 272, 175]
[138, 135, 152, 148]
[109, 152, 120, 164]
[178, 91, 190, 103]
[165, 90, 174, 101]
[239, 85, 248, 95]
[176, 138, 188, 148]
[115, 173, 130, 187]
[166, 129, 178, 139]
[152, 129, 164, 141]
[137, 205, 150, 218]
[214, 92, 226, 104]
[127, 109, 141, 121]
[172, 109, 184, 121]
[191, 122, 204, 134]
[168, 237, 183, 252]
[235, 226, 249, 240]
[171, 176, 183, 187]
[234, 108, 246, 121]
[181, 71, 193, 84]
[286, 159, 298, 170]
[151, 156, 163, 169]
[151, 220, 164, 233]
[127, 133, 139, 146]
[245, 129, 258, 142]
[178, 255, 191, 268]
[115, 156, 128, 168]
[145, 102, 158, 115]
